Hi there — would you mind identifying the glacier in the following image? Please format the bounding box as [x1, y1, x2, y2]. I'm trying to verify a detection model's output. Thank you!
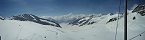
[0, 4, 145, 40]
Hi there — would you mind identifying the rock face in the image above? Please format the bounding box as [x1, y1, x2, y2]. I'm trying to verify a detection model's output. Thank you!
[10, 14, 61, 28]
[132, 4, 145, 16]
[69, 15, 96, 26]
[106, 17, 118, 24]
[133, 16, 136, 20]
[0, 16, 4, 20]
[106, 14, 123, 24]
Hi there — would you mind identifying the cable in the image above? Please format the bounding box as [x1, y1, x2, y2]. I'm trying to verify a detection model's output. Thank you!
[129, 31, 145, 40]
[128, 0, 145, 40]
[115, 0, 121, 40]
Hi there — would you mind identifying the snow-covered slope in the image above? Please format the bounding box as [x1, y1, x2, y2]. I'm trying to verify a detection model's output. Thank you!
[41, 13, 103, 24]
[0, 16, 4, 20]
[127, 10, 145, 40]
[0, 5, 145, 40]
[0, 11, 145, 40]
[9, 14, 61, 28]
[68, 15, 100, 26]
[0, 20, 62, 40]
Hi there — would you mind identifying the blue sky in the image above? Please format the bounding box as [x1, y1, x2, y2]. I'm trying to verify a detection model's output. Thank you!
[0, 0, 145, 17]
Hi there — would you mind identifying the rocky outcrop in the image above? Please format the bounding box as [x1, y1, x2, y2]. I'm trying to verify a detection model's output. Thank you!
[69, 15, 96, 26]
[10, 14, 61, 28]
[106, 17, 118, 24]
[132, 4, 145, 16]
[0, 16, 4, 20]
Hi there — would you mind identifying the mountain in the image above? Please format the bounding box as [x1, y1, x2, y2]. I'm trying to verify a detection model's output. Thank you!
[0, 5, 145, 40]
[9, 14, 61, 28]
[0, 11, 145, 40]
[0, 16, 4, 20]
[106, 13, 123, 24]
[68, 15, 96, 26]
[132, 4, 145, 16]
[41, 13, 104, 26]
[41, 13, 91, 23]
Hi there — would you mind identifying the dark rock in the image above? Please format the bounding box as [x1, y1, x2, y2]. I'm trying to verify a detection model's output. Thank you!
[132, 4, 145, 16]
[69, 15, 96, 26]
[0, 16, 4, 20]
[106, 17, 118, 24]
[10, 14, 61, 28]
[133, 16, 136, 20]
[138, 11, 145, 16]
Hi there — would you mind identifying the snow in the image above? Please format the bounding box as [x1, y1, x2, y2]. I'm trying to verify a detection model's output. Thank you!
[39, 19, 57, 26]
[40, 14, 100, 23]
[29, 15, 37, 21]
[0, 20, 60, 40]
[0, 16, 4, 20]
[127, 10, 145, 40]
[0, 10, 145, 40]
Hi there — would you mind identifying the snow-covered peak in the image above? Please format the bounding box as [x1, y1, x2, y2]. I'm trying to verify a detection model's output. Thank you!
[132, 4, 145, 13]
[0, 16, 5, 20]
[1, 4, 145, 40]
[132, 4, 145, 16]
[10, 14, 35, 21]
[41, 13, 103, 24]
[106, 13, 123, 24]
[9, 14, 61, 28]
[68, 15, 97, 26]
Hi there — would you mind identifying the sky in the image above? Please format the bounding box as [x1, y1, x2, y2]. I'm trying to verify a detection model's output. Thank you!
[0, 0, 145, 17]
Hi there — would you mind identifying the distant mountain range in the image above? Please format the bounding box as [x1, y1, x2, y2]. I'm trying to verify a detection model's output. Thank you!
[0, 4, 144, 28]
[0, 4, 145, 40]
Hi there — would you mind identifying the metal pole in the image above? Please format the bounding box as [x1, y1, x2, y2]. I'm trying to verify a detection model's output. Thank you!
[124, 0, 127, 40]
[0, 36, 1, 40]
